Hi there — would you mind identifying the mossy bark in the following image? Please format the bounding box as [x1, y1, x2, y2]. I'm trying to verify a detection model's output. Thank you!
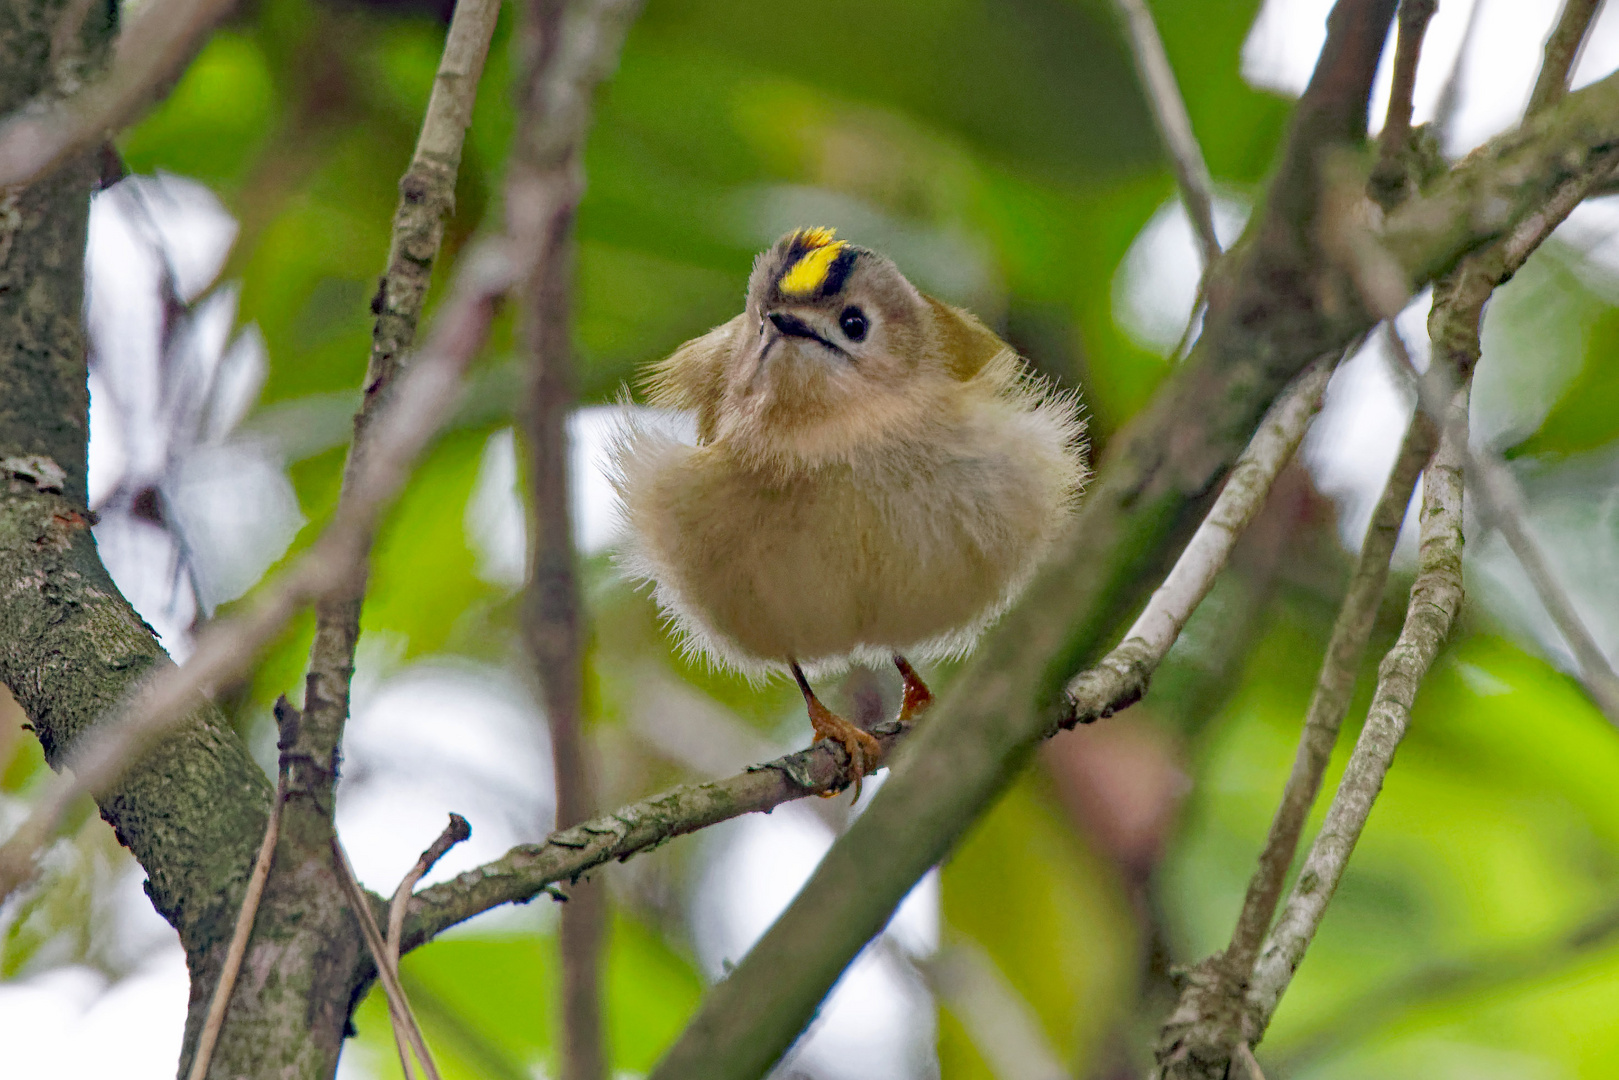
[0, 0, 366, 1075]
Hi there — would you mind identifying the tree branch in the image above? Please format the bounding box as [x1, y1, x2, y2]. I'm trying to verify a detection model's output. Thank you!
[1168, 122, 1619, 1078]
[1111, 0, 1221, 268]
[1527, 0, 1606, 117]
[1388, 326, 1619, 722]
[501, 2, 643, 1076]
[1370, 0, 1437, 208]
[366, 24, 1619, 1080]
[1143, 108, 1619, 1078]
[1367, 144, 1619, 721]
[1224, 411, 1433, 965]
[401, 720, 912, 947]
[1150, 406, 1436, 1078]
[1381, 69, 1619, 285]
[0, 239, 514, 907]
[0, 0, 237, 189]
[1243, 383, 1467, 1037]
[1057, 356, 1335, 728]
[297, 0, 501, 830]
[385, 816, 471, 1080]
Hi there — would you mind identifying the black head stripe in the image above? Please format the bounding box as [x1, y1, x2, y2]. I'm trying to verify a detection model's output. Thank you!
[819, 246, 858, 298]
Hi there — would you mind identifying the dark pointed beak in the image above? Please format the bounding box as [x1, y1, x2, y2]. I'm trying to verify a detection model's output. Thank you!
[765, 311, 848, 359]
[768, 311, 817, 339]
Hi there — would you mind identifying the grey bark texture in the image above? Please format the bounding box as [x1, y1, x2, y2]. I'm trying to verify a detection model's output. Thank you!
[3, 0, 1619, 1075]
[0, 0, 377, 1075]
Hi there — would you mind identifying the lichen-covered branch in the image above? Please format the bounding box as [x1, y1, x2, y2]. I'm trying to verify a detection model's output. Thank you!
[0, 241, 514, 910]
[1382, 68, 1619, 284]
[400, 720, 909, 946]
[1149, 408, 1436, 1080]
[1244, 386, 1467, 1035]
[1392, 322, 1619, 724]
[298, 0, 501, 820]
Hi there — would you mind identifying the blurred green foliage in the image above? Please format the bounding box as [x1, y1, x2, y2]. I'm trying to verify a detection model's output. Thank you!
[3, 0, 1619, 1077]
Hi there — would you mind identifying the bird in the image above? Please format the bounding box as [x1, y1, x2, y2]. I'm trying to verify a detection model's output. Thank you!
[612, 227, 1085, 796]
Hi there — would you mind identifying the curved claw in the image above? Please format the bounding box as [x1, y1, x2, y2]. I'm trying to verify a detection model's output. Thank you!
[893, 654, 934, 725]
[811, 714, 883, 801]
[790, 661, 883, 800]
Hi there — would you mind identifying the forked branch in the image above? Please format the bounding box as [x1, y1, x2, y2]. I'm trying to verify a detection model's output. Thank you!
[1245, 384, 1467, 1034]
[0, 240, 514, 905]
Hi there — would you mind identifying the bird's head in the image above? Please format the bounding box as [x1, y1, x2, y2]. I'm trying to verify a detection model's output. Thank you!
[711, 228, 1003, 466]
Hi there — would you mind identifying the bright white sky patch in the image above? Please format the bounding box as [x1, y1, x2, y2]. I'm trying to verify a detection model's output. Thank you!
[1113, 194, 1250, 355]
[689, 794, 940, 1080]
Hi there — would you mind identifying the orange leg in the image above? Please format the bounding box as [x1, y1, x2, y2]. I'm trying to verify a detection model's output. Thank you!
[893, 654, 934, 725]
[792, 662, 882, 800]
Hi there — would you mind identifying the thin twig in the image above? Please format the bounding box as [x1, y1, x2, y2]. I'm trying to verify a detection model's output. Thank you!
[398, 715, 913, 945]
[1384, 327, 1619, 722]
[1111, 0, 1222, 268]
[1527, 0, 1607, 117]
[384, 815, 472, 1080]
[1245, 381, 1469, 1037]
[1371, 0, 1437, 208]
[1219, 407, 1435, 986]
[0, 0, 238, 188]
[333, 838, 444, 1080]
[1058, 356, 1337, 727]
[0, 240, 514, 905]
[388, 814, 472, 961]
[1430, 0, 1486, 146]
[184, 698, 299, 1080]
[297, 0, 501, 814]
[186, 797, 281, 1080]
[187, 797, 280, 1080]
[504, 2, 644, 1076]
[1335, 129, 1619, 724]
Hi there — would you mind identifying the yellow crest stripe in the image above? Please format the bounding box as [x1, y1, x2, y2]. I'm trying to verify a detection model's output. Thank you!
[778, 240, 846, 297]
[787, 225, 838, 250]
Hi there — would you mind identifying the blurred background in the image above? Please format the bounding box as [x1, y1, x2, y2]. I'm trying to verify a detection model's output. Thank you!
[3, 0, 1619, 1076]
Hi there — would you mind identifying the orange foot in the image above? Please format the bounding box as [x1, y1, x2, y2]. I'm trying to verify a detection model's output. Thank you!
[791, 661, 883, 800]
[893, 654, 934, 725]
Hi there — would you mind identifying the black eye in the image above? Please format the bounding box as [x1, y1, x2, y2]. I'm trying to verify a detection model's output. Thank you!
[838, 306, 868, 342]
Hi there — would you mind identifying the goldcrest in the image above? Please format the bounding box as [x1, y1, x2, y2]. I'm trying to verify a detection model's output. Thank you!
[613, 228, 1086, 792]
